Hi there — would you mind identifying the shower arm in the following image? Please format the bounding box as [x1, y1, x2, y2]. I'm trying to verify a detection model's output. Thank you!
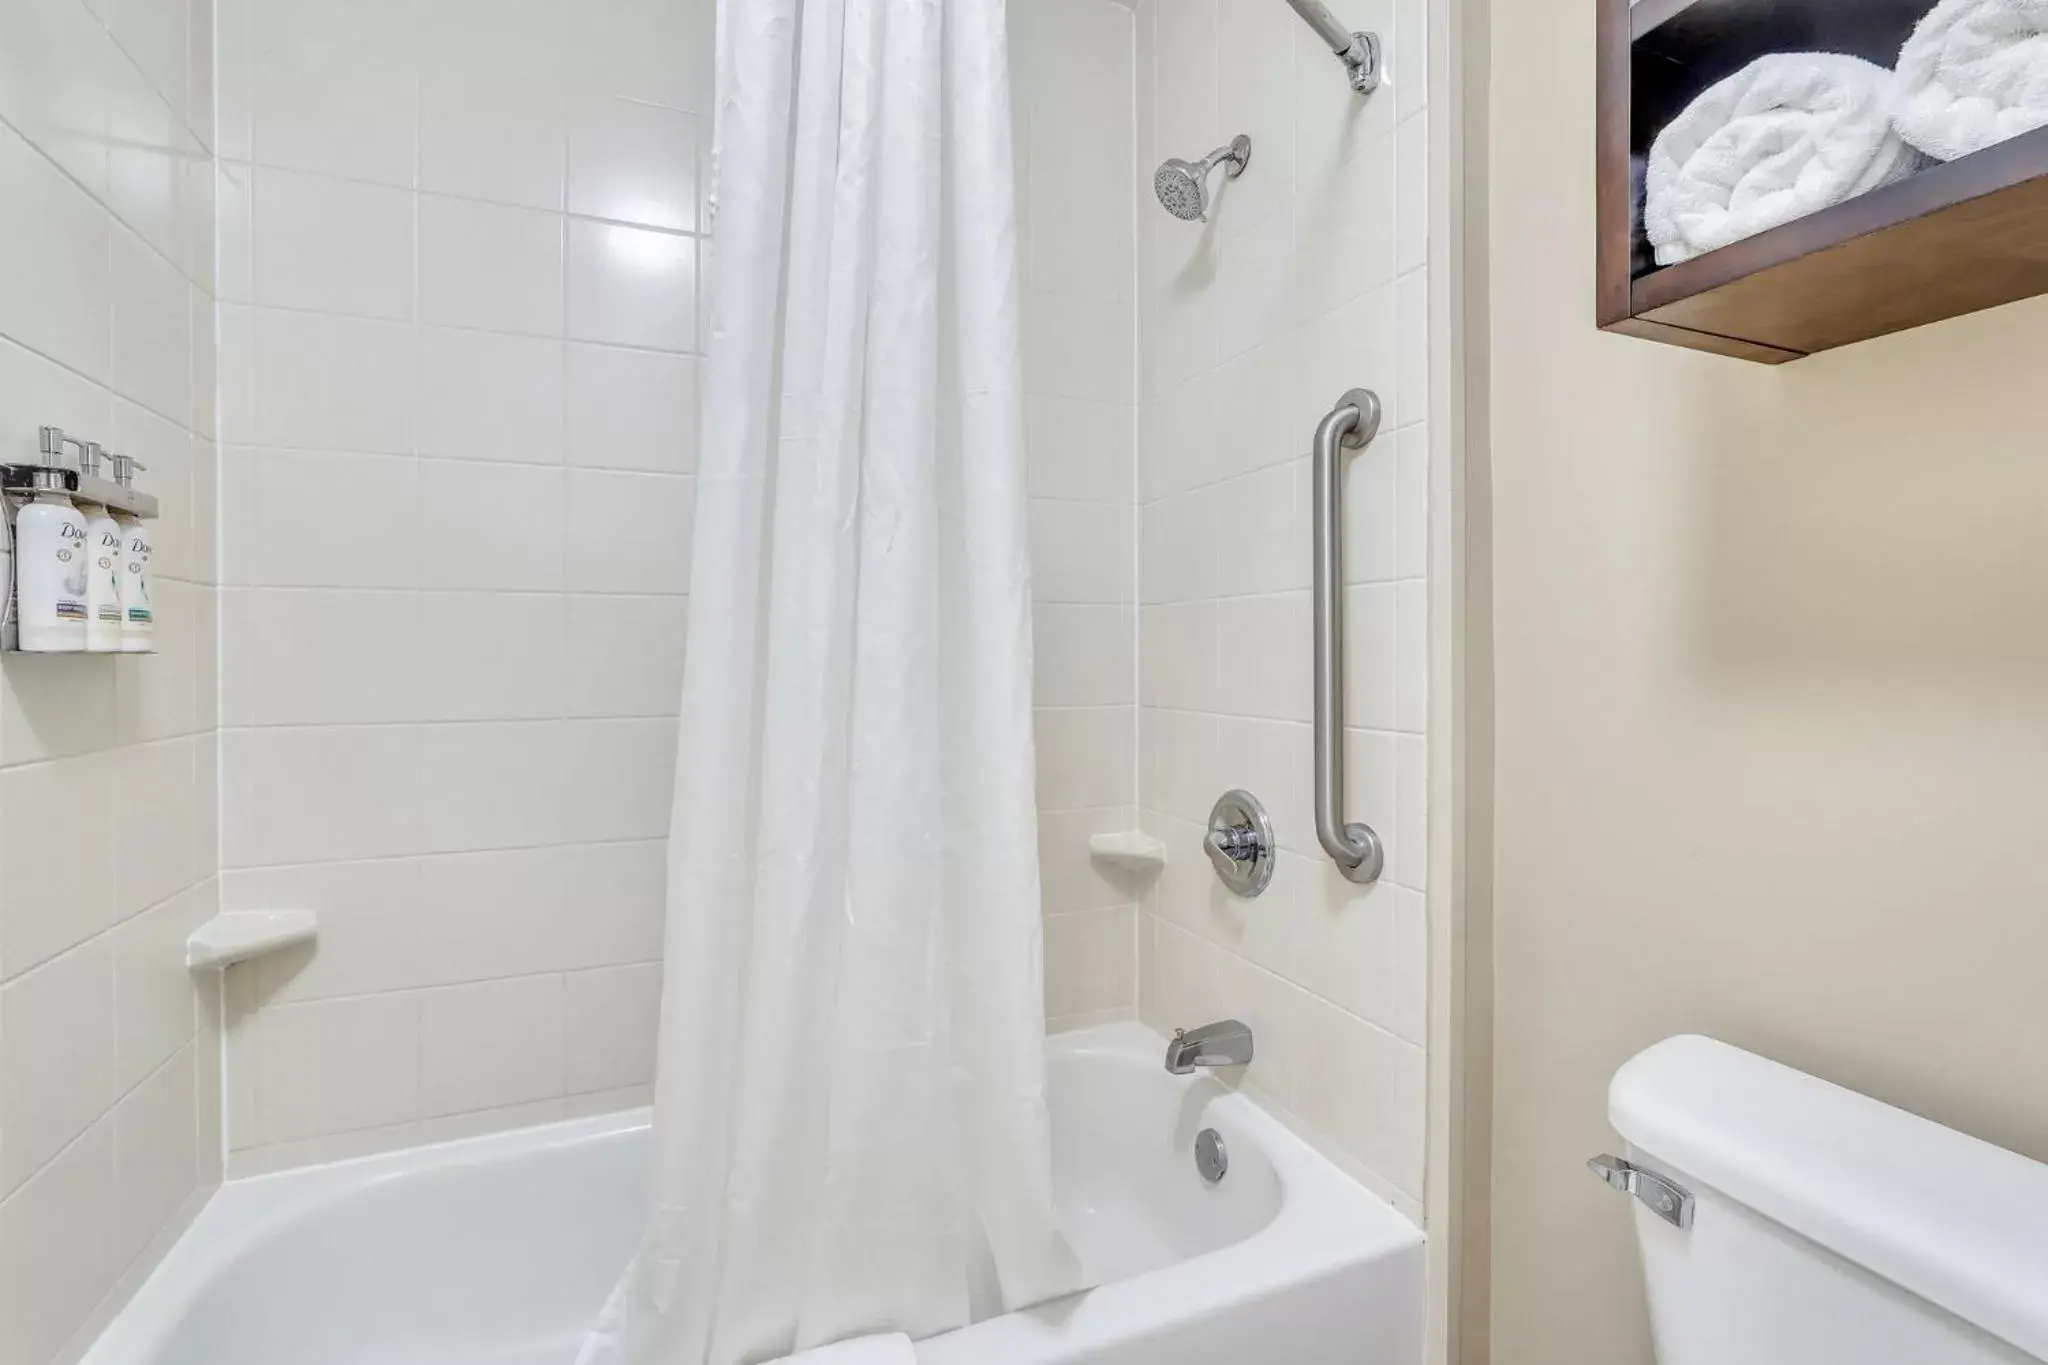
[1196, 139, 1249, 177]
[1283, 0, 1382, 95]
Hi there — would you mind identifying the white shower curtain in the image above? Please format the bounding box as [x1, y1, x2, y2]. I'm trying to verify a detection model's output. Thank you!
[574, 0, 1081, 1359]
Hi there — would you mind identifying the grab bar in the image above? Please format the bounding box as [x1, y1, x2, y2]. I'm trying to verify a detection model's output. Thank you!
[1311, 388, 1387, 884]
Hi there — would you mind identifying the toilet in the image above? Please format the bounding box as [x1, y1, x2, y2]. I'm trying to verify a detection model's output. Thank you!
[1596, 1036, 2048, 1364]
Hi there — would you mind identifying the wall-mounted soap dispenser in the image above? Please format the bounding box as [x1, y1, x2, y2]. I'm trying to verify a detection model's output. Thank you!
[75, 443, 126, 652]
[2, 426, 160, 654]
[12, 464, 88, 653]
[108, 453, 153, 654]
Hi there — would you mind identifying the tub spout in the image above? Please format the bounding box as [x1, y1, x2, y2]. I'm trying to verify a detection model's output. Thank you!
[1165, 1020, 1254, 1074]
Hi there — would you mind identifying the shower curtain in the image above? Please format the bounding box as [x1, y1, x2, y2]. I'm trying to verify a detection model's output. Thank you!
[574, 0, 1082, 1359]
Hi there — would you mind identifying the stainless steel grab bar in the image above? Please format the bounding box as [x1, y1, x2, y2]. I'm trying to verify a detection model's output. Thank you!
[1311, 388, 1386, 884]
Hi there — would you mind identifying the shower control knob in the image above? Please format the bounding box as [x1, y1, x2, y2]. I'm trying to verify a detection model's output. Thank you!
[1204, 789, 1276, 898]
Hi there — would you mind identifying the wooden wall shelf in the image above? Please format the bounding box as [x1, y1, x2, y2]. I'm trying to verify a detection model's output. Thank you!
[1598, 0, 2048, 363]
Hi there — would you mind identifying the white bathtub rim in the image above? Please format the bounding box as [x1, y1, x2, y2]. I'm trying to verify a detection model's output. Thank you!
[84, 1022, 1421, 1365]
[79, 1106, 649, 1365]
[922, 1023, 1424, 1361]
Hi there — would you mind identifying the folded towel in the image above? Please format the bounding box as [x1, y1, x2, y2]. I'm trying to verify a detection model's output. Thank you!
[774, 1333, 918, 1365]
[1894, 0, 2048, 160]
[1645, 53, 1927, 266]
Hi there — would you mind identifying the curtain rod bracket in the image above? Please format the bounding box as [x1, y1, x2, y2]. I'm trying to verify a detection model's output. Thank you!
[1336, 30, 1383, 95]
[1282, 0, 1382, 95]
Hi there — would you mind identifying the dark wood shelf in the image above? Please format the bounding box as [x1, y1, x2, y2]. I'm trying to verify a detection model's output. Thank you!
[1597, 0, 2048, 362]
[1628, 0, 1697, 40]
[1632, 0, 1928, 65]
[1628, 0, 1931, 157]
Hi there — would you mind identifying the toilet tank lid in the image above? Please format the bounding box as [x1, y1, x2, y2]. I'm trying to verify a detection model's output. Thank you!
[1611, 1035, 2048, 1362]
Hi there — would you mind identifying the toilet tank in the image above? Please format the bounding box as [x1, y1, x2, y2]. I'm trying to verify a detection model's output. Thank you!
[1602, 1036, 2048, 1365]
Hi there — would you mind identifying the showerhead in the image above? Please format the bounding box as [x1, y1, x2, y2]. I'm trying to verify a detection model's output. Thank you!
[1152, 135, 1251, 222]
[1153, 160, 1208, 221]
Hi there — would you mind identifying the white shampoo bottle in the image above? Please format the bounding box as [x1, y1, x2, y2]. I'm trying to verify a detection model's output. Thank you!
[76, 444, 124, 652]
[109, 454, 153, 654]
[14, 466, 89, 653]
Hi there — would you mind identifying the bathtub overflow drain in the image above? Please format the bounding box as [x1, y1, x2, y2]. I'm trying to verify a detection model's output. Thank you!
[1195, 1128, 1228, 1183]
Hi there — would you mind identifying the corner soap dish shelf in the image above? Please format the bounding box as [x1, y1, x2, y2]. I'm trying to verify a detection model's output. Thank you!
[1088, 832, 1167, 880]
[187, 910, 318, 970]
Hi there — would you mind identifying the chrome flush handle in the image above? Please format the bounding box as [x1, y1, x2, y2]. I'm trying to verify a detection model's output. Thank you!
[1587, 1154, 1694, 1229]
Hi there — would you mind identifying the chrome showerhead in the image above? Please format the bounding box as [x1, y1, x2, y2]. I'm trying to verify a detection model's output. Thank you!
[1152, 135, 1251, 222]
[1154, 160, 1206, 221]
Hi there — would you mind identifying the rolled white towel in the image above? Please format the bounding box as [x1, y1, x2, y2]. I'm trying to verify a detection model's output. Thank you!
[773, 1333, 917, 1365]
[1894, 0, 2048, 160]
[1645, 53, 1927, 266]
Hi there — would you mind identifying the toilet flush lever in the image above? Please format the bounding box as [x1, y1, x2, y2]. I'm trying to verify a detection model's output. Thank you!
[1587, 1154, 1694, 1229]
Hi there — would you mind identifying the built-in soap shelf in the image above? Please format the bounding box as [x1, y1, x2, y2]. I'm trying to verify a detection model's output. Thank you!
[0, 425, 161, 655]
[1088, 831, 1167, 880]
[187, 910, 319, 970]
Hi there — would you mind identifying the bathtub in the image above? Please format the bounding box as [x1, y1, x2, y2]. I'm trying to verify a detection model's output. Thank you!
[80, 1022, 1423, 1365]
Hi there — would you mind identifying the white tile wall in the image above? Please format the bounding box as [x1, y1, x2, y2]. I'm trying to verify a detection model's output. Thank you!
[418, 196, 565, 336]
[420, 328, 566, 465]
[215, 0, 708, 1170]
[0, 1123, 117, 1365]
[417, 0, 568, 210]
[1132, 0, 1431, 1215]
[1015, 0, 1433, 1216]
[417, 975, 566, 1119]
[0, 0, 221, 1359]
[1013, 0, 1144, 1031]
[0, 0, 1426, 1309]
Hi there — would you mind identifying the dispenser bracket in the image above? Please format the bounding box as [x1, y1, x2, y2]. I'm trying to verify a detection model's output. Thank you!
[1, 437, 161, 654]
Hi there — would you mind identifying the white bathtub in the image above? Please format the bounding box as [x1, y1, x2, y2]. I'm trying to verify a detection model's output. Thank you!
[80, 1023, 1423, 1365]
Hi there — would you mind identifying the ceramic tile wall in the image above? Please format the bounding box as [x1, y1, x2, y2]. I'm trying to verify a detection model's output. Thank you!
[211, 0, 1139, 1166]
[0, 0, 223, 1361]
[0, 0, 1417, 1325]
[1012, 0, 1144, 1032]
[1132, 0, 1431, 1216]
[212, 0, 707, 1172]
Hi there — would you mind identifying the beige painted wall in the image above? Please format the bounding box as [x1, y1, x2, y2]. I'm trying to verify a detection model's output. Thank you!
[1484, 2, 2048, 1361]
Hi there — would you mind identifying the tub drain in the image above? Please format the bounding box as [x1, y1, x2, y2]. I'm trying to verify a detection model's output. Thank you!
[1195, 1128, 1228, 1183]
